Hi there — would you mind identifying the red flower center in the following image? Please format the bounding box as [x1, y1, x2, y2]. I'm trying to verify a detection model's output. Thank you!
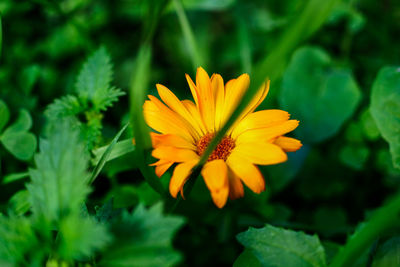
[196, 133, 235, 161]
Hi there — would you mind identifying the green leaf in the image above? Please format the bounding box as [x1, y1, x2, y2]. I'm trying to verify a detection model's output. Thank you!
[280, 46, 361, 144]
[75, 47, 124, 111]
[2, 109, 32, 133]
[89, 123, 129, 184]
[339, 145, 370, 170]
[1, 132, 37, 160]
[57, 215, 111, 260]
[2, 172, 29, 184]
[100, 203, 185, 267]
[8, 190, 31, 216]
[372, 236, 400, 267]
[236, 224, 327, 267]
[93, 139, 136, 165]
[20, 65, 40, 94]
[27, 119, 91, 222]
[0, 99, 9, 132]
[45, 95, 83, 119]
[234, 249, 262, 267]
[0, 215, 48, 266]
[370, 66, 400, 169]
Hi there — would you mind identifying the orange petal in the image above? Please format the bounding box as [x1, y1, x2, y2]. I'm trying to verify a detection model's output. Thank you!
[231, 109, 290, 139]
[181, 100, 206, 136]
[227, 153, 265, 193]
[227, 168, 244, 200]
[169, 160, 198, 198]
[156, 84, 204, 136]
[143, 98, 196, 142]
[185, 73, 199, 107]
[211, 74, 225, 130]
[230, 142, 287, 165]
[201, 159, 229, 208]
[152, 146, 199, 162]
[196, 67, 215, 132]
[155, 162, 174, 177]
[236, 120, 299, 145]
[222, 74, 250, 126]
[150, 132, 195, 150]
[274, 136, 302, 152]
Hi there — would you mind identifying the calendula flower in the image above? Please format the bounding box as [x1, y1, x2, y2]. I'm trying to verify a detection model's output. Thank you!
[144, 67, 301, 208]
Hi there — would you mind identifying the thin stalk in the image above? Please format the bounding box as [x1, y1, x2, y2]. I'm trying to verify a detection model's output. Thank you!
[173, 0, 204, 70]
[330, 192, 400, 267]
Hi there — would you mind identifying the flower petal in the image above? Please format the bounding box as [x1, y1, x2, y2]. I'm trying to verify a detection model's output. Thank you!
[181, 100, 206, 136]
[155, 162, 174, 177]
[152, 146, 199, 162]
[196, 67, 215, 132]
[230, 142, 287, 165]
[169, 160, 198, 198]
[211, 74, 225, 130]
[227, 168, 244, 200]
[236, 120, 299, 145]
[201, 159, 229, 208]
[222, 74, 250, 126]
[227, 153, 265, 193]
[185, 73, 199, 106]
[156, 84, 204, 136]
[232, 109, 290, 139]
[274, 136, 302, 152]
[150, 132, 195, 150]
[143, 97, 197, 142]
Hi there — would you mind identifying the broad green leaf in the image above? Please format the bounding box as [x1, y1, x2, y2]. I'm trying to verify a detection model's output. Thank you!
[8, 190, 31, 216]
[57, 215, 111, 260]
[339, 145, 370, 170]
[100, 203, 185, 267]
[93, 139, 136, 165]
[2, 109, 32, 133]
[20, 65, 40, 94]
[234, 249, 262, 267]
[89, 123, 129, 184]
[360, 109, 380, 141]
[2, 172, 29, 184]
[370, 67, 400, 169]
[0, 99, 9, 132]
[27, 120, 91, 222]
[1, 132, 37, 160]
[236, 224, 327, 267]
[280, 46, 361, 144]
[75, 47, 124, 111]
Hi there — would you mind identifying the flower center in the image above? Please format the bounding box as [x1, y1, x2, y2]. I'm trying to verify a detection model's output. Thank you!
[196, 133, 235, 161]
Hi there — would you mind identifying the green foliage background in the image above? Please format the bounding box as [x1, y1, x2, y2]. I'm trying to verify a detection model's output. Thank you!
[1, 0, 400, 266]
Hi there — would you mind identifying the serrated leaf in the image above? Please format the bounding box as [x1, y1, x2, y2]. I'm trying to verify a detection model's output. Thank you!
[1, 132, 37, 160]
[0, 215, 48, 266]
[100, 203, 185, 267]
[280, 46, 361, 143]
[370, 67, 400, 169]
[236, 224, 327, 267]
[45, 95, 83, 119]
[57, 215, 111, 260]
[0, 99, 9, 132]
[75, 47, 124, 111]
[27, 119, 91, 222]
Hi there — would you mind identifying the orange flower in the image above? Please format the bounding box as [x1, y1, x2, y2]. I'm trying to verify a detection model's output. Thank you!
[143, 67, 301, 208]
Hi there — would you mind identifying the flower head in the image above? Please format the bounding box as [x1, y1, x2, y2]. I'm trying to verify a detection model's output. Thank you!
[144, 67, 301, 208]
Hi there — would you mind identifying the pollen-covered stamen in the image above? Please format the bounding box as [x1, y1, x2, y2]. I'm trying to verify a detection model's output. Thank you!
[196, 133, 236, 161]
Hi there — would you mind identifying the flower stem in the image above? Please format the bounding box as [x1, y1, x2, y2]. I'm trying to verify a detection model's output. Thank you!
[330, 191, 400, 267]
[173, 0, 204, 70]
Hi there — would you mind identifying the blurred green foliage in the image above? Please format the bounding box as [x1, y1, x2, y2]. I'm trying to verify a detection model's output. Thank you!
[0, 0, 400, 266]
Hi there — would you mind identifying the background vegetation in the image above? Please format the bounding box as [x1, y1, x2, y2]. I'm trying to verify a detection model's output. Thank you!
[1, 0, 400, 266]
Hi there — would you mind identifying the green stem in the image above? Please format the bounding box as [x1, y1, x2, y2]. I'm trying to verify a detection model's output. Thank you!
[330, 192, 400, 267]
[173, 0, 204, 70]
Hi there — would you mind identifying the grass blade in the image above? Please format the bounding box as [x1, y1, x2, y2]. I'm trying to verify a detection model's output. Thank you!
[89, 123, 129, 184]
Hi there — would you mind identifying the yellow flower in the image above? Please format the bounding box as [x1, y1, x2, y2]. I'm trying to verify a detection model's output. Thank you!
[144, 67, 301, 208]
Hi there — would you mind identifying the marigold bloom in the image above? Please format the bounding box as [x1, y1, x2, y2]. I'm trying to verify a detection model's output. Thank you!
[144, 67, 301, 208]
